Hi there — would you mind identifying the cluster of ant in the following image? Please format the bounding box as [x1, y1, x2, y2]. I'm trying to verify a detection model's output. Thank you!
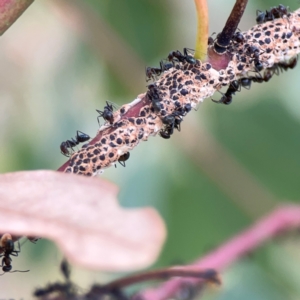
[212, 4, 297, 105]
[61, 6, 300, 176]
[145, 48, 198, 139]
[213, 56, 298, 105]
[256, 4, 290, 24]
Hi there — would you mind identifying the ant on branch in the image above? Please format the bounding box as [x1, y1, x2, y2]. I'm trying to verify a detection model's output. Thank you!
[160, 111, 183, 139]
[147, 83, 162, 113]
[117, 152, 130, 167]
[168, 48, 197, 65]
[211, 55, 297, 106]
[34, 259, 75, 298]
[256, 4, 289, 24]
[246, 45, 264, 72]
[96, 101, 116, 126]
[145, 60, 173, 82]
[212, 79, 252, 105]
[0, 234, 29, 275]
[60, 130, 90, 157]
[212, 80, 240, 105]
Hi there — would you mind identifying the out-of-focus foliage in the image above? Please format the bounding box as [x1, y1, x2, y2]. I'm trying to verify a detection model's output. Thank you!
[1, 0, 300, 299]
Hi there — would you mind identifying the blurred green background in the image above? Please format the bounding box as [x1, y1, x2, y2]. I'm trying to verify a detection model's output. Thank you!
[1, 0, 300, 299]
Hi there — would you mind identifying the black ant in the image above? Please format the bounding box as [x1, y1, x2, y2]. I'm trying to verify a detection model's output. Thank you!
[176, 103, 192, 117]
[96, 101, 116, 126]
[34, 282, 72, 298]
[167, 48, 196, 65]
[118, 152, 130, 167]
[277, 56, 298, 72]
[160, 111, 183, 139]
[232, 31, 244, 44]
[34, 259, 74, 298]
[208, 36, 214, 46]
[147, 84, 162, 113]
[239, 78, 252, 89]
[246, 45, 263, 72]
[159, 127, 173, 139]
[0, 235, 29, 275]
[212, 80, 240, 105]
[145, 60, 173, 81]
[208, 32, 217, 46]
[60, 130, 90, 157]
[256, 5, 289, 24]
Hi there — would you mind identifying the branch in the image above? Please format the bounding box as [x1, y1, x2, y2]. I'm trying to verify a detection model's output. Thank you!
[0, 0, 34, 36]
[57, 8, 300, 176]
[214, 0, 248, 53]
[137, 205, 300, 300]
[99, 267, 220, 291]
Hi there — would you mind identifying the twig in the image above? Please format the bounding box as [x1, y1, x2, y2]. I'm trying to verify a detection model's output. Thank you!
[0, 0, 34, 36]
[137, 205, 300, 300]
[100, 268, 220, 291]
[214, 0, 248, 53]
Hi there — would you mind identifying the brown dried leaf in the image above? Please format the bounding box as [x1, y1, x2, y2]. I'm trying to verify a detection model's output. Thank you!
[0, 170, 166, 271]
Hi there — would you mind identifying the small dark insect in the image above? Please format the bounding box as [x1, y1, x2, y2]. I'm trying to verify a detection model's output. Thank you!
[145, 66, 162, 82]
[0, 235, 29, 275]
[176, 103, 192, 117]
[212, 80, 240, 105]
[246, 46, 263, 72]
[208, 36, 214, 46]
[145, 60, 174, 81]
[96, 101, 116, 126]
[60, 130, 90, 157]
[168, 50, 186, 64]
[118, 152, 130, 167]
[27, 237, 40, 244]
[34, 259, 74, 298]
[160, 111, 183, 139]
[207, 32, 216, 46]
[147, 84, 162, 113]
[60, 259, 71, 281]
[277, 56, 298, 71]
[160, 127, 173, 139]
[183, 48, 197, 64]
[240, 78, 252, 89]
[256, 10, 266, 24]
[34, 282, 71, 298]
[167, 48, 196, 65]
[232, 31, 244, 44]
[256, 4, 289, 24]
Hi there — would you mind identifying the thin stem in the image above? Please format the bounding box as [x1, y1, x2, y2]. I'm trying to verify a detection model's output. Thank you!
[214, 0, 248, 53]
[100, 268, 220, 291]
[194, 0, 209, 60]
[138, 205, 300, 299]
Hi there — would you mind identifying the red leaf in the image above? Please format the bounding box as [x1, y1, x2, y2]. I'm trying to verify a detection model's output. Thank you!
[0, 170, 166, 271]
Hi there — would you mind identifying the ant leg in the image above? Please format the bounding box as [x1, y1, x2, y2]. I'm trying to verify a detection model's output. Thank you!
[118, 161, 126, 167]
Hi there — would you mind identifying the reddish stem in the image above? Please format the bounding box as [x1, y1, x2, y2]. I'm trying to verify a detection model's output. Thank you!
[57, 94, 149, 172]
[101, 268, 220, 291]
[138, 205, 300, 300]
[0, 0, 34, 35]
